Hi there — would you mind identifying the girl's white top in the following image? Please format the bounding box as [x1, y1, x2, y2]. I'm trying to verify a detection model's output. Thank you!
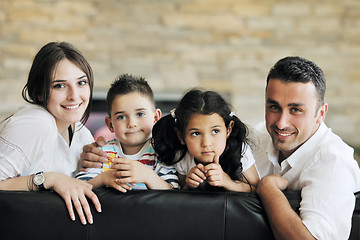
[174, 143, 256, 177]
[0, 104, 94, 180]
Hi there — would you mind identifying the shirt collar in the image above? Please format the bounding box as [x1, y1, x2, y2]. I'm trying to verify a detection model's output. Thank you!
[266, 122, 328, 173]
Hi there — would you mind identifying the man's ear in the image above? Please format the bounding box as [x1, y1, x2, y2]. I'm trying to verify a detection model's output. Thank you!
[227, 120, 234, 138]
[175, 128, 185, 145]
[316, 103, 328, 124]
[154, 108, 162, 124]
[105, 116, 115, 133]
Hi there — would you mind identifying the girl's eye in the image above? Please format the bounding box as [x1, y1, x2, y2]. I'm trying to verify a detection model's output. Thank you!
[190, 132, 200, 137]
[212, 129, 220, 134]
[117, 115, 126, 120]
[53, 83, 65, 89]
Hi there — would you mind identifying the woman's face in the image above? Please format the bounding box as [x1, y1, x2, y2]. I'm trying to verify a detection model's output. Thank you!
[47, 59, 90, 132]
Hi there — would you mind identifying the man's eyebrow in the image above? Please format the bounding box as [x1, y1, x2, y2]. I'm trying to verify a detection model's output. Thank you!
[266, 99, 279, 105]
[266, 98, 305, 107]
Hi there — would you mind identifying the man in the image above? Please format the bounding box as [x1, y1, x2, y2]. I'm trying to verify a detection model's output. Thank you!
[254, 56, 360, 239]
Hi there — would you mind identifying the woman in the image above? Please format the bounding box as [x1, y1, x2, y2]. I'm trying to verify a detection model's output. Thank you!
[0, 42, 101, 225]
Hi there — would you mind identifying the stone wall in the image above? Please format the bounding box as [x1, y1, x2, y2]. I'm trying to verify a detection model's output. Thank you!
[0, 0, 360, 148]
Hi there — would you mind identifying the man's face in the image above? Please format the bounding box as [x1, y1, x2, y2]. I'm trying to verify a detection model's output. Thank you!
[265, 78, 327, 160]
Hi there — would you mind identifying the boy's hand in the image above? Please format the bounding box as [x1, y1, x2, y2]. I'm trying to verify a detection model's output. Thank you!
[204, 155, 231, 187]
[100, 170, 132, 193]
[185, 163, 206, 189]
[80, 137, 107, 170]
[111, 158, 153, 186]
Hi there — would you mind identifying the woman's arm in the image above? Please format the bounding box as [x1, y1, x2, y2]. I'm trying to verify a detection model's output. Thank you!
[0, 172, 102, 225]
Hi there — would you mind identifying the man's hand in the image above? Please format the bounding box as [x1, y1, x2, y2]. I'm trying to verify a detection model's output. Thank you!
[80, 137, 107, 170]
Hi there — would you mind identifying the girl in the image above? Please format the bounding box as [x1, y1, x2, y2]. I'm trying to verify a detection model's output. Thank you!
[152, 89, 259, 192]
[0, 42, 101, 225]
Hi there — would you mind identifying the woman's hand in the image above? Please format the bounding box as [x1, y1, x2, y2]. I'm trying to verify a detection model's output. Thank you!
[45, 172, 101, 225]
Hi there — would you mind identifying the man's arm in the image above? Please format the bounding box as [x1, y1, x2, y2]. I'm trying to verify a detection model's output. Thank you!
[257, 175, 316, 240]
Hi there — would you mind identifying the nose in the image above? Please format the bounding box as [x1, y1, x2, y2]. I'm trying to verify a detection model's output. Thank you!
[276, 112, 289, 130]
[201, 134, 211, 148]
[127, 116, 137, 128]
[67, 85, 78, 101]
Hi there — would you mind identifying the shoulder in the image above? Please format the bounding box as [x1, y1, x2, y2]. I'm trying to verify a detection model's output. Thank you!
[1, 104, 57, 139]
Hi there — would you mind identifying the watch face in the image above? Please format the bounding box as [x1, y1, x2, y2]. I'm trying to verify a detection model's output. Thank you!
[34, 174, 45, 185]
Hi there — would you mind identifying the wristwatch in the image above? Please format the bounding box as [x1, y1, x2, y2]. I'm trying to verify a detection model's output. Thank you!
[33, 171, 46, 190]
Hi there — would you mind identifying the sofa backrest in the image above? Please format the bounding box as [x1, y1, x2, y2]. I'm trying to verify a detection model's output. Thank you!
[0, 189, 358, 240]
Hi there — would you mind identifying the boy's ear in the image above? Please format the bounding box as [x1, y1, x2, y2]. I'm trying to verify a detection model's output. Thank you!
[227, 120, 234, 138]
[175, 128, 185, 145]
[105, 116, 115, 133]
[153, 108, 162, 124]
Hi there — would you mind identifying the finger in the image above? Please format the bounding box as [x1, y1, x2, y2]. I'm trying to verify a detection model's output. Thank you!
[213, 155, 220, 165]
[196, 163, 205, 172]
[115, 179, 133, 190]
[193, 167, 206, 180]
[112, 183, 129, 193]
[115, 177, 134, 184]
[186, 178, 200, 188]
[189, 173, 204, 183]
[72, 197, 87, 225]
[111, 157, 129, 164]
[114, 170, 131, 178]
[78, 194, 93, 224]
[63, 195, 76, 222]
[95, 136, 106, 147]
[85, 189, 102, 213]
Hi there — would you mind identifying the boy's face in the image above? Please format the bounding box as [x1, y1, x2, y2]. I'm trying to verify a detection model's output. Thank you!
[105, 92, 161, 155]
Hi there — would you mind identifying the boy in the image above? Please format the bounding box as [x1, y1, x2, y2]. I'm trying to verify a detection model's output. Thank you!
[76, 74, 179, 192]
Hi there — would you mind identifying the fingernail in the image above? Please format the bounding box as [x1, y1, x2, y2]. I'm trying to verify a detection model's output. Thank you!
[89, 217, 93, 224]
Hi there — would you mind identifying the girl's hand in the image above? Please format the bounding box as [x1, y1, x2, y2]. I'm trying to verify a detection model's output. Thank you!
[111, 158, 153, 186]
[185, 163, 206, 189]
[204, 155, 232, 188]
[45, 172, 101, 225]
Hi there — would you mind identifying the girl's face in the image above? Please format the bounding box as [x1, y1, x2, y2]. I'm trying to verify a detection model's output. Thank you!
[182, 113, 232, 164]
[47, 59, 90, 132]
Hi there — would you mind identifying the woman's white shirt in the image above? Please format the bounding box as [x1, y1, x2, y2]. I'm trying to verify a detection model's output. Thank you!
[0, 104, 94, 180]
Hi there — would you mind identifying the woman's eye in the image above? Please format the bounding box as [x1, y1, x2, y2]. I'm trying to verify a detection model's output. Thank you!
[78, 80, 88, 86]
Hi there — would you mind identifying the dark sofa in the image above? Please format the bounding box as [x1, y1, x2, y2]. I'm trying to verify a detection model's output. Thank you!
[0, 188, 359, 240]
